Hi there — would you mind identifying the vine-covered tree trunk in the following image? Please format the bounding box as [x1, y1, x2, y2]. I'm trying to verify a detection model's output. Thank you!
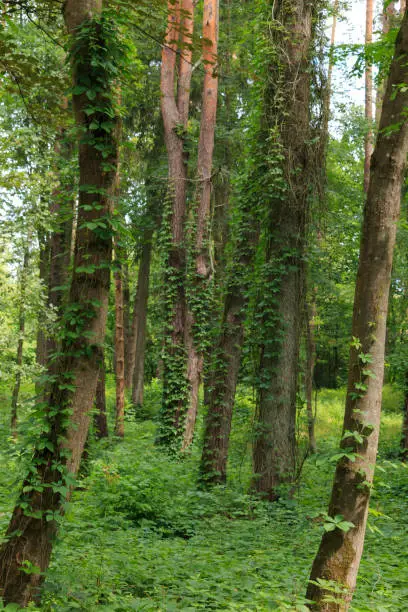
[10, 244, 30, 436]
[94, 354, 108, 439]
[114, 246, 125, 437]
[158, 0, 194, 447]
[307, 12, 408, 609]
[252, 0, 316, 501]
[131, 236, 153, 408]
[183, 0, 219, 450]
[0, 1, 120, 605]
[364, 0, 374, 192]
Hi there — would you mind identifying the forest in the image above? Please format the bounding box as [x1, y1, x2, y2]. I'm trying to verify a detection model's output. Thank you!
[0, 0, 408, 610]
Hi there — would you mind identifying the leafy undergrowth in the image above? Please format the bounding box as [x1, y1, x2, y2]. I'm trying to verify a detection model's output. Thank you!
[0, 382, 407, 611]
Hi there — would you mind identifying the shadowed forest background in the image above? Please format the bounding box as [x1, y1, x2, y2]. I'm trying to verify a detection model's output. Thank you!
[0, 0, 408, 610]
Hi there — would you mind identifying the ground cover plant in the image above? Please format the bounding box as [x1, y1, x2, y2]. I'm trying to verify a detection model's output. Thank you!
[0, 380, 407, 611]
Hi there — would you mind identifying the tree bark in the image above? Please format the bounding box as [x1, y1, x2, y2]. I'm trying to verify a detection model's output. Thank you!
[158, 0, 194, 447]
[307, 12, 408, 609]
[364, 0, 374, 192]
[94, 355, 108, 440]
[305, 297, 317, 454]
[375, 2, 396, 124]
[10, 244, 30, 437]
[114, 249, 125, 438]
[252, 0, 316, 501]
[183, 0, 219, 450]
[0, 1, 120, 605]
[131, 236, 153, 407]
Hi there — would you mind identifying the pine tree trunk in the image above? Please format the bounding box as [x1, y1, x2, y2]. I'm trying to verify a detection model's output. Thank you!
[158, 0, 194, 447]
[0, 1, 120, 604]
[94, 355, 108, 440]
[10, 245, 30, 437]
[183, 0, 219, 450]
[364, 0, 374, 192]
[307, 13, 408, 609]
[131, 237, 152, 408]
[252, 0, 315, 501]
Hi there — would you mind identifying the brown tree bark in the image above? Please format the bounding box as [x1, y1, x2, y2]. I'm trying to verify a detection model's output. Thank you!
[183, 0, 219, 450]
[364, 0, 374, 192]
[252, 0, 316, 501]
[94, 354, 108, 440]
[375, 2, 396, 124]
[131, 236, 153, 407]
[305, 297, 317, 454]
[0, 0, 120, 605]
[158, 0, 194, 446]
[123, 262, 131, 386]
[307, 12, 408, 609]
[126, 225, 154, 391]
[10, 244, 30, 437]
[114, 247, 125, 438]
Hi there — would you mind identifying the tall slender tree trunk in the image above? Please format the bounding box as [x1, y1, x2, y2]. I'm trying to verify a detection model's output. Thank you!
[131, 236, 153, 407]
[114, 249, 125, 437]
[307, 12, 408, 609]
[36, 231, 50, 372]
[252, 0, 316, 501]
[0, 1, 120, 605]
[305, 297, 317, 454]
[158, 0, 194, 447]
[123, 263, 131, 386]
[375, 2, 396, 124]
[126, 225, 154, 391]
[94, 354, 108, 440]
[10, 245, 30, 437]
[183, 0, 219, 450]
[364, 0, 374, 192]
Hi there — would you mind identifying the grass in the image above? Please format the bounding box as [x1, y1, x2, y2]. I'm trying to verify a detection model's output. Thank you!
[0, 380, 407, 611]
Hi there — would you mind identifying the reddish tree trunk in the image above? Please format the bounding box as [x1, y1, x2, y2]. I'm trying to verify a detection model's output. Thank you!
[183, 0, 219, 449]
[158, 0, 194, 447]
[307, 12, 408, 609]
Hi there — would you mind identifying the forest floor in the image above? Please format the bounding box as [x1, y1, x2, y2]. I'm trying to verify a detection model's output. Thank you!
[0, 381, 407, 611]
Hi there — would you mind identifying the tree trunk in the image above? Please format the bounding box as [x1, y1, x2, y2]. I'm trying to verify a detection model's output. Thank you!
[364, 0, 374, 192]
[114, 248, 125, 438]
[252, 0, 316, 501]
[123, 263, 131, 386]
[126, 226, 154, 391]
[305, 298, 317, 454]
[131, 237, 153, 407]
[157, 0, 194, 448]
[94, 355, 108, 440]
[10, 245, 30, 437]
[36, 231, 50, 372]
[307, 12, 408, 609]
[183, 0, 219, 450]
[0, 1, 120, 605]
[375, 2, 396, 124]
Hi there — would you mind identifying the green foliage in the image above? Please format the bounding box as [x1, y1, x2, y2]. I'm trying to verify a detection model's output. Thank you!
[1, 381, 407, 610]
